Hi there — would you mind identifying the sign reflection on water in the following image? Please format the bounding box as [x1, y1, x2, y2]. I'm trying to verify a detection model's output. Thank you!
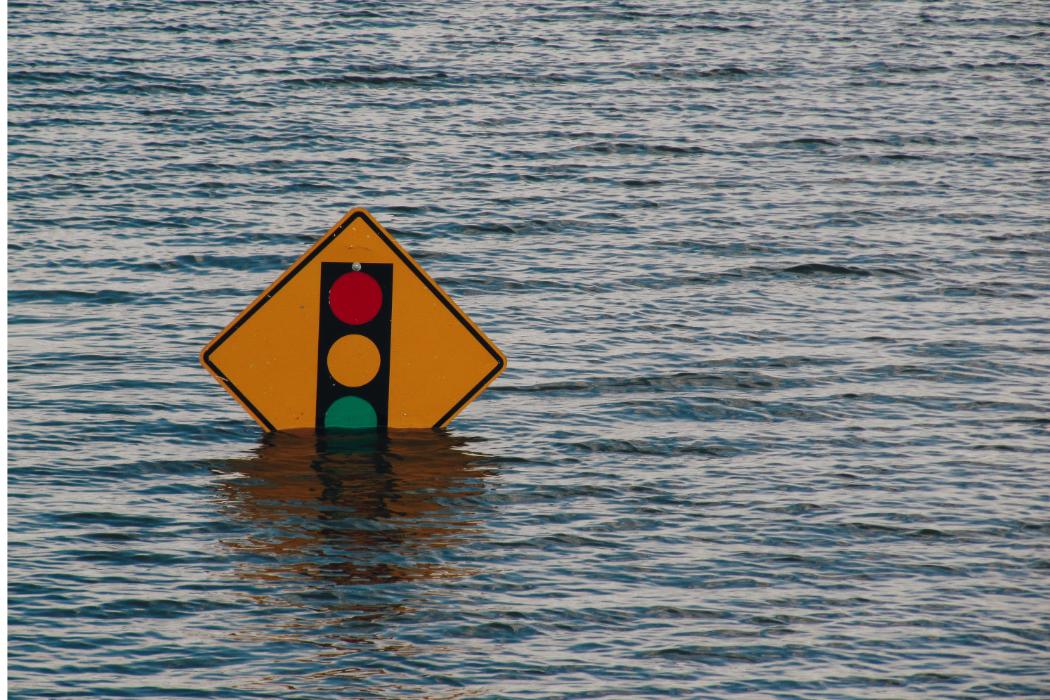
[212, 430, 496, 586]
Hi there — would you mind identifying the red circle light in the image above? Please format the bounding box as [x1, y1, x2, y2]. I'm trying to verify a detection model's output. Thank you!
[329, 271, 382, 325]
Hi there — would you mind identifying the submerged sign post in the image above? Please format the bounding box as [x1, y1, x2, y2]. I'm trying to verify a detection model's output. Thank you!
[200, 208, 506, 432]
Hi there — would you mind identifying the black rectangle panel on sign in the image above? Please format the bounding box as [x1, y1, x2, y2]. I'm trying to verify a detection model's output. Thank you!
[315, 262, 393, 431]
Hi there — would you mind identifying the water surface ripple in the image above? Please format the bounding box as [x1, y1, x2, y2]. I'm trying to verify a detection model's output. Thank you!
[8, 1, 1050, 698]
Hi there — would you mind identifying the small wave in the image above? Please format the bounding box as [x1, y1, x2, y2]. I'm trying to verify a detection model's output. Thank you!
[844, 134, 980, 148]
[936, 282, 1039, 299]
[948, 17, 1050, 29]
[571, 141, 712, 155]
[671, 23, 737, 33]
[122, 254, 289, 273]
[494, 369, 792, 396]
[845, 153, 933, 163]
[11, 68, 209, 95]
[8, 69, 97, 84]
[771, 137, 840, 149]
[623, 64, 760, 81]
[568, 438, 734, 457]
[859, 62, 953, 75]
[282, 72, 449, 87]
[780, 263, 871, 277]
[7, 289, 153, 305]
[454, 218, 575, 236]
[843, 522, 962, 541]
[646, 642, 813, 662]
[52, 511, 173, 527]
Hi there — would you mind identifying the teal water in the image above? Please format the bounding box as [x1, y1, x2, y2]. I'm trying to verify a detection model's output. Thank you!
[8, 1, 1050, 697]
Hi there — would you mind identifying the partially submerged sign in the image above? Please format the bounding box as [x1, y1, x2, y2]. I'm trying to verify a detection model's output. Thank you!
[200, 208, 506, 431]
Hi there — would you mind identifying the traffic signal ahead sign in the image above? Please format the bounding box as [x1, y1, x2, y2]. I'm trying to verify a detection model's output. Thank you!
[200, 208, 506, 431]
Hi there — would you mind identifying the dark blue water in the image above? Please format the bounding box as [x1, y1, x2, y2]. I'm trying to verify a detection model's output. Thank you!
[8, 1, 1050, 697]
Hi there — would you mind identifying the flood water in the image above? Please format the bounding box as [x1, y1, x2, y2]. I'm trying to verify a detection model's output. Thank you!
[7, 1, 1050, 697]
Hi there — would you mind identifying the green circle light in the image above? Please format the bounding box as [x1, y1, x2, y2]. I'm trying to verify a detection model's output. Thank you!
[323, 396, 378, 431]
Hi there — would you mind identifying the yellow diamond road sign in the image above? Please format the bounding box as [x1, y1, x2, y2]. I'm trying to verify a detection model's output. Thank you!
[200, 208, 506, 431]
